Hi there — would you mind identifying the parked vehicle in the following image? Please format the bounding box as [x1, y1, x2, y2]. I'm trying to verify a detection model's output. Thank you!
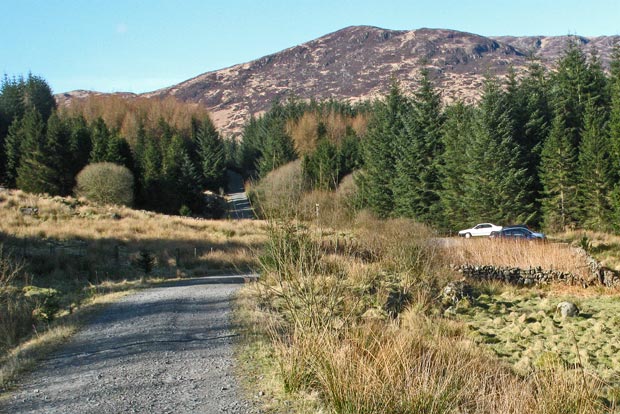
[458, 223, 503, 238]
[489, 226, 546, 241]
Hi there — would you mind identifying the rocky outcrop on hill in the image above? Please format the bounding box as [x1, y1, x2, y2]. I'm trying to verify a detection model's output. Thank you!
[56, 26, 620, 135]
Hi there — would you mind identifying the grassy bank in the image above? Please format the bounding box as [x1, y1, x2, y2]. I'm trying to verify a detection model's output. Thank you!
[0, 189, 266, 391]
[237, 216, 618, 413]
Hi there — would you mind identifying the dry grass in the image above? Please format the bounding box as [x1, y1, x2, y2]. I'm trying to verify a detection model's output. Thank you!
[444, 238, 592, 279]
[237, 216, 613, 413]
[0, 190, 267, 393]
[557, 230, 620, 271]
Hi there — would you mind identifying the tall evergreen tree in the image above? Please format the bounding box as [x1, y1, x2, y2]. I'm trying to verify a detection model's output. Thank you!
[358, 81, 406, 217]
[177, 151, 205, 214]
[439, 102, 476, 230]
[392, 70, 444, 223]
[196, 117, 226, 190]
[89, 117, 111, 163]
[15, 109, 61, 194]
[43, 113, 72, 195]
[257, 117, 296, 178]
[67, 115, 92, 182]
[22, 74, 56, 123]
[464, 78, 533, 224]
[302, 137, 340, 190]
[539, 112, 579, 231]
[577, 100, 612, 231]
[3, 118, 24, 187]
[512, 61, 552, 226]
[609, 42, 620, 176]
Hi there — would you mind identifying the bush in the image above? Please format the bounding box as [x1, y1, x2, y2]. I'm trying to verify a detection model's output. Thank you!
[75, 162, 134, 206]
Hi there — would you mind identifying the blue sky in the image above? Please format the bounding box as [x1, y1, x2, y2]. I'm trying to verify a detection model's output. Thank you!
[2, 0, 619, 94]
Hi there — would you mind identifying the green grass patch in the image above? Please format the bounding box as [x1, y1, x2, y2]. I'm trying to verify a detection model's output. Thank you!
[456, 288, 620, 400]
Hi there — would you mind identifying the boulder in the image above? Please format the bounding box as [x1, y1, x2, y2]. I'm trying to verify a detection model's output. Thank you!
[441, 280, 472, 307]
[556, 301, 579, 318]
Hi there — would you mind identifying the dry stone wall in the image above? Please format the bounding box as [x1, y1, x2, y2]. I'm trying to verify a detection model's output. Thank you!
[455, 262, 620, 288]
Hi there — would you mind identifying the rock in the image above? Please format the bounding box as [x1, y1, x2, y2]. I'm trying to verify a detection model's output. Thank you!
[556, 301, 579, 318]
[20, 206, 39, 216]
[441, 280, 472, 307]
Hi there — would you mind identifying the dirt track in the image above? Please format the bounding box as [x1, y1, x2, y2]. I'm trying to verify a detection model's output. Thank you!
[1, 276, 257, 414]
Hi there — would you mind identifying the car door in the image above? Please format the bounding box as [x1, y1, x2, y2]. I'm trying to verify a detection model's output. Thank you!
[472, 224, 490, 236]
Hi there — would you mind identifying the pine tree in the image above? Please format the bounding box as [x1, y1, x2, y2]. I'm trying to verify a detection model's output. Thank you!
[16, 109, 61, 194]
[464, 78, 533, 224]
[539, 112, 579, 231]
[577, 100, 612, 231]
[196, 117, 226, 190]
[67, 115, 92, 182]
[359, 81, 406, 217]
[257, 118, 296, 178]
[3, 118, 24, 187]
[511, 61, 552, 226]
[302, 137, 340, 190]
[43, 113, 72, 195]
[89, 118, 111, 163]
[609, 42, 620, 176]
[439, 102, 476, 230]
[22, 74, 56, 123]
[392, 70, 444, 223]
[177, 151, 205, 214]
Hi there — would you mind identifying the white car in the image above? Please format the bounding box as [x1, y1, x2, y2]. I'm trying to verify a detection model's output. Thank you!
[458, 223, 503, 238]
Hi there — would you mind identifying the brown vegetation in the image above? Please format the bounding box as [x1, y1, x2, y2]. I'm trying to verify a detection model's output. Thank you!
[0, 189, 266, 389]
[59, 95, 211, 144]
[286, 111, 368, 155]
[238, 174, 615, 412]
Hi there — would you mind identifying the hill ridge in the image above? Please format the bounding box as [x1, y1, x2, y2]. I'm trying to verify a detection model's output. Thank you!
[56, 26, 620, 135]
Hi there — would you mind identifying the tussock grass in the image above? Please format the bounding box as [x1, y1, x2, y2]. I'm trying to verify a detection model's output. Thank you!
[238, 214, 612, 413]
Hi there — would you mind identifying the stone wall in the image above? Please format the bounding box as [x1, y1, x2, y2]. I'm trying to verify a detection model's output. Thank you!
[455, 262, 620, 288]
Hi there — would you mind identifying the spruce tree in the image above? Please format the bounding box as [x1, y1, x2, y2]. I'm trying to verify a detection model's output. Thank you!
[257, 118, 296, 178]
[22, 74, 56, 123]
[302, 137, 340, 190]
[359, 81, 406, 217]
[177, 151, 205, 214]
[439, 102, 476, 230]
[577, 100, 612, 231]
[67, 115, 92, 182]
[539, 112, 579, 231]
[392, 70, 444, 223]
[16, 109, 61, 194]
[196, 117, 226, 190]
[3, 118, 24, 187]
[609, 42, 620, 176]
[464, 78, 533, 224]
[43, 113, 72, 195]
[89, 118, 111, 163]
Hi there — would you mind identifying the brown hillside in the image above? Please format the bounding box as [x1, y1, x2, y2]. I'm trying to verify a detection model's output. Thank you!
[56, 26, 620, 135]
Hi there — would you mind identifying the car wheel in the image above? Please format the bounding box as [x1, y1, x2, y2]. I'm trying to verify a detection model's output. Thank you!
[464, 233, 471, 239]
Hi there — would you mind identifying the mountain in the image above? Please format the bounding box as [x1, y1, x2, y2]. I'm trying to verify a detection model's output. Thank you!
[57, 26, 620, 135]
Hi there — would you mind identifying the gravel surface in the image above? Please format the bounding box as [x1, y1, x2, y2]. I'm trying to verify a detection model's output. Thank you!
[226, 171, 254, 220]
[2, 276, 258, 414]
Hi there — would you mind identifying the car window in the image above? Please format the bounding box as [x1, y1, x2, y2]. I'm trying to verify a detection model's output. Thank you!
[481, 224, 490, 229]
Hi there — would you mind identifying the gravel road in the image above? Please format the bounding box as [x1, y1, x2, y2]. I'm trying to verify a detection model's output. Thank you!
[2, 276, 258, 414]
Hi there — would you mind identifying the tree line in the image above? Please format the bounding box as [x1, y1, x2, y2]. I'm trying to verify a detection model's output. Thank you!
[0, 74, 227, 217]
[360, 39, 620, 233]
[238, 39, 620, 233]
